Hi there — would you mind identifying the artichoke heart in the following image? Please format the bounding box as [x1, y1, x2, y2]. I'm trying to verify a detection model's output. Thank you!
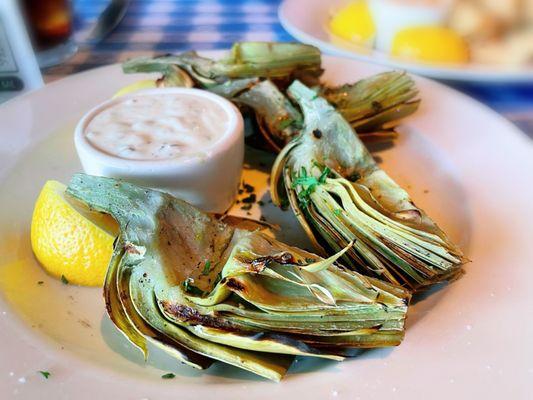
[67, 174, 410, 381]
[271, 81, 465, 291]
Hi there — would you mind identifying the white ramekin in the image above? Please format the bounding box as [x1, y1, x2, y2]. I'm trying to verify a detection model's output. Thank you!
[74, 88, 244, 213]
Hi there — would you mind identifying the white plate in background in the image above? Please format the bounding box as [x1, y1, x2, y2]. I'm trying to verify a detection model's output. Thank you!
[279, 0, 533, 83]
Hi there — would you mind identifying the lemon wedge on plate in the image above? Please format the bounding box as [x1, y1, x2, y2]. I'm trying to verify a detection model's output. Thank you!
[329, 1, 375, 47]
[113, 79, 157, 98]
[391, 26, 470, 64]
[31, 180, 118, 286]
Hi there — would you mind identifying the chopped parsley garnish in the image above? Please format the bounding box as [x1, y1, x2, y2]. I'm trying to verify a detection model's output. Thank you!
[333, 209, 342, 216]
[202, 260, 212, 275]
[37, 281, 44, 285]
[292, 166, 331, 208]
[38, 371, 50, 379]
[60, 275, 69, 285]
[161, 373, 175, 379]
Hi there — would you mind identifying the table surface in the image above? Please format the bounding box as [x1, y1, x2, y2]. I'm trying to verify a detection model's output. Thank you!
[44, 0, 533, 136]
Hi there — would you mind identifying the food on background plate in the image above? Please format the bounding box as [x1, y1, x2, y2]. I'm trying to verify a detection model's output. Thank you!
[329, 0, 469, 64]
[270, 80, 465, 291]
[31, 180, 118, 286]
[74, 88, 244, 213]
[391, 26, 470, 64]
[449, 0, 533, 66]
[328, 0, 533, 67]
[368, 0, 452, 53]
[329, 0, 376, 47]
[122, 41, 420, 151]
[66, 174, 410, 381]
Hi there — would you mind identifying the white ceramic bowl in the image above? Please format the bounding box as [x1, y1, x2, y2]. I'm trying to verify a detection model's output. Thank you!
[74, 88, 244, 213]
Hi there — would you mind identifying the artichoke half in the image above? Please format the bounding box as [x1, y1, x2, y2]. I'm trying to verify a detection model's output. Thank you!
[271, 81, 465, 292]
[121, 42, 419, 150]
[66, 174, 410, 381]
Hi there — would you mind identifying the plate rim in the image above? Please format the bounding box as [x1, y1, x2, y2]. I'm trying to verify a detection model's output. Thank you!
[279, 0, 533, 83]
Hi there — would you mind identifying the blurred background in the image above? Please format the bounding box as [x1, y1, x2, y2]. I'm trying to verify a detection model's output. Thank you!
[3, 0, 532, 134]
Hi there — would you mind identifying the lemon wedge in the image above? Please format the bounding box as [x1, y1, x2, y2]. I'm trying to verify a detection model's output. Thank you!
[31, 180, 118, 286]
[113, 79, 157, 98]
[391, 26, 470, 64]
[329, 1, 375, 46]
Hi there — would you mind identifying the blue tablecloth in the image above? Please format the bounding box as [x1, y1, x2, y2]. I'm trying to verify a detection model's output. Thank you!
[45, 0, 532, 135]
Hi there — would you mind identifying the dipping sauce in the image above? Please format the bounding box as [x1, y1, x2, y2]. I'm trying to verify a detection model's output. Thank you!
[84, 93, 229, 160]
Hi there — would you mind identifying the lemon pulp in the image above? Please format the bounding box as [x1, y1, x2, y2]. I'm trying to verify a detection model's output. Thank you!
[329, 1, 375, 46]
[31, 180, 118, 286]
[113, 79, 157, 98]
[391, 26, 470, 64]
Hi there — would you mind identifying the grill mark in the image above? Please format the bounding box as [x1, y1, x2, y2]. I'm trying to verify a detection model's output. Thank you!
[224, 278, 246, 292]
[249, 252, 296, 272]
[161, 302, 239, 331]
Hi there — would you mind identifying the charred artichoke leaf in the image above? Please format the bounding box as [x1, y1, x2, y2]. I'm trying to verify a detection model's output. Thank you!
[320, 71, 420, 132]
[216, 42, 323, 81]
[110, 239, 215, 369]
[236, 80, 303, 150]
[123, 42, 322, 87]
[67, 174, 410, 381]
[271, 81, 465, 291]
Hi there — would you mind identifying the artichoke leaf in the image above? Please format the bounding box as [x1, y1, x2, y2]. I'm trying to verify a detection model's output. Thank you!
[67, 174, 410, 381]
[272, 81, 465, 291]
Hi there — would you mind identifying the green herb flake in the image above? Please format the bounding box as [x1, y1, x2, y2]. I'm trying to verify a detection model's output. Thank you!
[38, 371, 51, 379]
[202, 260, 212, 275]
[333, 209, 342, 216]
[60, 275, 69, 285]
[37, 281, 44, 285]
[277, 118, 294, 131]
[161, 373, 175, 379]
[318, 167, 331, 184]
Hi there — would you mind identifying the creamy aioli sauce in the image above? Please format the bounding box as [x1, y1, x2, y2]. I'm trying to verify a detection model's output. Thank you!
[84, 93, 229, 160]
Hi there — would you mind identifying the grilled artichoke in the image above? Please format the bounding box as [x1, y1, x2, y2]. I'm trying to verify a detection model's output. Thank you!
[66, 174, 410, 381]
[271, 81, 465, 291]
[121, 42, 419, 150]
